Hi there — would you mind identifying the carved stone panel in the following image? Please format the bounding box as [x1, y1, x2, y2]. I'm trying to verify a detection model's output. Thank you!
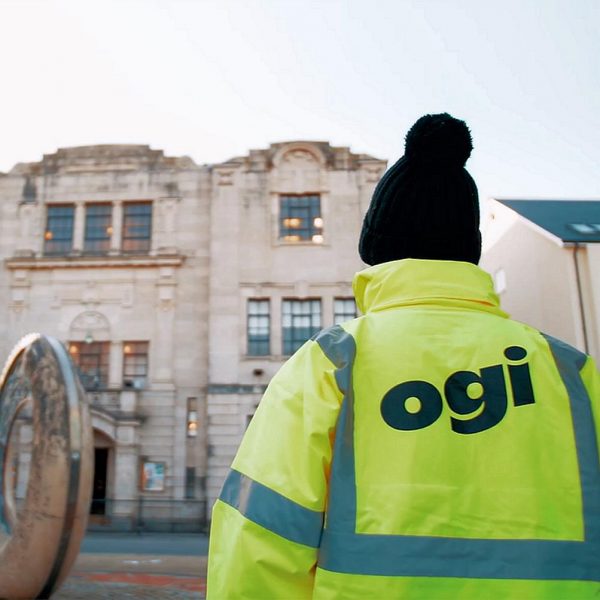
[276, 148, 322, 193]
[69, 311, 111, 340]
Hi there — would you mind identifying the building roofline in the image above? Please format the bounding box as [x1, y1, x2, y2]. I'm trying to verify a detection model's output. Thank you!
[491, 198, 600, 247]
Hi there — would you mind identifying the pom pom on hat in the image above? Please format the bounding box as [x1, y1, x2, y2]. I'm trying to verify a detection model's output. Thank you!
[404, 113, 473, 168]
[358, 112, 481, 266]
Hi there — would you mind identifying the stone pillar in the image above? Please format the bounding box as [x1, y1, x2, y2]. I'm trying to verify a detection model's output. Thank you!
[358, 163, 385, 213]
[110, 201, 123, 255]
[156, 196, 179, 254]
[154, 267, 176, 386]
[322, 294, 334, 329]
[173, 396, 187, 500]
[196, 394, 208, 499]
[73, 202, 85, 254]
[271, 295, 282, 357]
[112, 424, 139, 516]
[17, 204, 37, 256]
[108, 341, 122, 389]
[120, 390, 137, 413]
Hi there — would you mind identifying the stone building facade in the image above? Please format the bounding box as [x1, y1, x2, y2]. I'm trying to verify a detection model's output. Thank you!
[0, 142, 385, 525]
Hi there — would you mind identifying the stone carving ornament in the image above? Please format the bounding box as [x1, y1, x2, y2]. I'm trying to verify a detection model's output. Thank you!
[281, 149, 319, 165]
[70, 310, 110, 340]
[276, 148, 322, 194]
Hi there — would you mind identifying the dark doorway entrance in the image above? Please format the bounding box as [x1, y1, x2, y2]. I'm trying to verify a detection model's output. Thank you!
[91, 447, 108, 514]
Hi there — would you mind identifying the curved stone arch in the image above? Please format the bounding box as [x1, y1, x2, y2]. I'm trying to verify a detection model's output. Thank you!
[69, 310, 111, 342]
[271, 143, 327, 196]
[271, 142, 327, 170]
[91, 409, 117, 442]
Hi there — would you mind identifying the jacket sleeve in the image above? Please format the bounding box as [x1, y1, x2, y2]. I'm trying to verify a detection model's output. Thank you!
[206, 337, 344, 599]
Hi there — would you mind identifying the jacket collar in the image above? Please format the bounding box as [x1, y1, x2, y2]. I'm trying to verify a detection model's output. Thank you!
[353, 259, 508, 318]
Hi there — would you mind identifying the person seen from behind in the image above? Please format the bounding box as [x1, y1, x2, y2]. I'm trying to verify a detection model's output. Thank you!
[207, 113, 600, 599]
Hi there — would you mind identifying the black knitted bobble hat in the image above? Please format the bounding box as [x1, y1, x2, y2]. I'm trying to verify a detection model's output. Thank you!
[358, 113, 481, 266]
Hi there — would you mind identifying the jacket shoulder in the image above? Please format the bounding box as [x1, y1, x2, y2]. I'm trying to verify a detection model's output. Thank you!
[311, 324, 357, 369]
[540, 331, 589, 370]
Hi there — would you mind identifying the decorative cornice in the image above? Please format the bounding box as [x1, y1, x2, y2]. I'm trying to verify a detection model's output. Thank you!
[217, 141, 386, 173]
[5, 254, 185, 270]
[10, 145, 198, 176]
[207, 384, 267, 395]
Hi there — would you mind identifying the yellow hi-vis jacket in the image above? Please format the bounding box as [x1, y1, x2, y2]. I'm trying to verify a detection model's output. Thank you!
[207, 259, 600, 599]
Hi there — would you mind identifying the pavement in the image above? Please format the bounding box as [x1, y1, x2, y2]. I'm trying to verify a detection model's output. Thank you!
[52, 532, 209, 599]
[80, 532, 210, 556]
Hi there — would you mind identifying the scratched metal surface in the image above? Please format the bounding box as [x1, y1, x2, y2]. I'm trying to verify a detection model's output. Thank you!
[0, 335, 93, 599]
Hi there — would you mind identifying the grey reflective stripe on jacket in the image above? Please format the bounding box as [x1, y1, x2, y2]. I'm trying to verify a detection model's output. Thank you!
[219, 468, 324, 548]
[314, 327, 600, 581]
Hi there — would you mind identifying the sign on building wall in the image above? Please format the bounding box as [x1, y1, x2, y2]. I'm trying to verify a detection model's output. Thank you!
[141, 461, 165, 492]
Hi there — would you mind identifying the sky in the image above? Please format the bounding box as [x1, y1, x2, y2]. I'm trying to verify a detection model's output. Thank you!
[1, 0, 598, 221]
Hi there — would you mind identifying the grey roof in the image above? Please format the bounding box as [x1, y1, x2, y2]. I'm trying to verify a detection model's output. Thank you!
[497, 199, 600, 243]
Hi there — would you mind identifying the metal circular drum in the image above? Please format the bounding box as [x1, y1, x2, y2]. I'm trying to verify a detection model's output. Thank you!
[0, 334, 93, 599]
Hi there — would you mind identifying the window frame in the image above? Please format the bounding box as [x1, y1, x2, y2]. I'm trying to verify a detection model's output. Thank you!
[568, 223, 600, 235]
[279, 194, 323, 243]
[44, 204, 75, 255]
[84, 203, 113, 255]
[187, 397, 198, 438]
[247, 299, 271, 356]
[185, 466, 196, 499]
[282, 298, 322, 355]
[122, 202, 152, 254]
[334, 297, 357, 325]
[122, 341, 149, 389]
[68, 341, 110, 390]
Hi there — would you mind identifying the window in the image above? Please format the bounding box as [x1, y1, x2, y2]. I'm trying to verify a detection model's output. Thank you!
[122, 202, 152, 253]
[247, 300, 270, 355]
[569, 223, 600, 234]
[187, 397, 198, 438]
[282, 299, 321, 355]
[494, 268, 507, 294]
[69, 342, 110, 390]
[123, 342, 149, 389]
[84, 204, 112, 254]
[44, 205, 74, 255]
[185, 467, 196, 499]
[334, 298, 357, 324]
[280, 195, 323, 243]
